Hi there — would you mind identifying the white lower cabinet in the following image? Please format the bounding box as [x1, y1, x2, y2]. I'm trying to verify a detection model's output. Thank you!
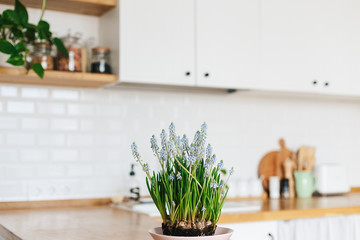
[221, 221, 278, 240]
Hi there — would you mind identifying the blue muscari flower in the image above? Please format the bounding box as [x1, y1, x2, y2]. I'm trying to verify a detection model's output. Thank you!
[201, 122, 207, 137]
[221, 191, 226, 197]
[169, 122, 176, 140]
[210, 154, 217, 165]
[160, 147, 167, 162]
[131, 142, 140, 161]
[189, 144, 196, 155]
[206, 144, 212, 160]
[193, 130, 201, 146]
[170, 173, 175, 181]
[201, 206, 206, 212]
[217, 160, 224, 170]
[160, 129, 167, 147]
[220, 182, 225, 188]
[168, 140, 176, 157]
[150, 135, 159, 152]
[176, 136, 182, 152]
[143, 163, 150, 172]
[187, 155, 196, 167]
[229, 167, 234, 175]
[176, 172, 182, 180]
[210, 182, 218, 189]
[181, 135, 189, 150]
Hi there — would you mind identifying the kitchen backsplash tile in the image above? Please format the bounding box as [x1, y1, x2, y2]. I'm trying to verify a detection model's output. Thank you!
[0, 83, 360, 201]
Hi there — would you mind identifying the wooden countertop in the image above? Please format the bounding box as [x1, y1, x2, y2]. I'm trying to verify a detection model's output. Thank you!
[1, 193, 360, 240]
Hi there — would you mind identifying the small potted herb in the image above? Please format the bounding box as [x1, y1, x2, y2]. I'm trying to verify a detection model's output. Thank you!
[131, 123, 234, 239]
[0, 0, 68, 78]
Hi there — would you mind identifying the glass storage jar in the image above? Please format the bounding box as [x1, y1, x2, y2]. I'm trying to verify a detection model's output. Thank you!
[31, 42, 54, 70]
[56, 32, 82, 72]
[90, 47, 112, 74]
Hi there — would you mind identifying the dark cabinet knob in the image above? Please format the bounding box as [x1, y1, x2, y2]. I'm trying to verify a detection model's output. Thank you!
[324, 82, 329, 87]
[313, 80, 317, 85]
[185, 72, 191, 76]
[204, 73, 210, 77]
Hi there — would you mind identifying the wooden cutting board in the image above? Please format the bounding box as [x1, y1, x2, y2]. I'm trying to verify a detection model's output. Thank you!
[258, 139, 296, 191]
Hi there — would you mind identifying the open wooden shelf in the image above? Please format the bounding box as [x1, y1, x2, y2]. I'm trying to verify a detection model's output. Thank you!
[0, 0, 117, 16]
[0, 67, 117, 88]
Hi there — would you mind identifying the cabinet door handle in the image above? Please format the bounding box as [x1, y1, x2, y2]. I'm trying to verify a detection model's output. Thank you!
[185, 72, 191, 76]
[324, 82, 329, 87]
[313, 80, 318, 85]
[268, 233, 274, 240]
[204, 73, 210, 77]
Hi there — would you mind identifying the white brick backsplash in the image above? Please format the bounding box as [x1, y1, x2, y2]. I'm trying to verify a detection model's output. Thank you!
[37, 134, 66, 146]
[67, 134, 94, 146]
[20, 150, 48, 162]
[0, 150, 18, 162]
[52, 150, 78, 162]
[52, 89, 79, 100]
[36, 165, 65, 178]
[7, 101, 35, 114]
[67, 164, 93, 177]
[1, 85, 360, 201]
[68, 103, 95, 116]
[6, 133, 36, 146]
[95, 134, 126, 146]
[0, 117, 18, 129]
[21, 118, 49, 130]
[0, 101, 2, 112]
[37, 102, 66, 115]
[80, 119, 95, 131]
[51, 118, 78, 131]
[21, 88, 49, 99]
[0, 182, 25, 199]
[0, 86, 17, 97]
[96, 105, 123, 116]
[4, 165, 34, 178]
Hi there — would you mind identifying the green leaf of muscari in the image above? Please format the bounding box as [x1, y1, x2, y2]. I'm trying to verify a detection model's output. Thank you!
[2, 10, 20, 25]
[6, 54, 24, 66]
[31, 62, 44, 79]
[15, 0, 28, 26]
[0, 40, 17, 55]
[53, 37, 68, 58]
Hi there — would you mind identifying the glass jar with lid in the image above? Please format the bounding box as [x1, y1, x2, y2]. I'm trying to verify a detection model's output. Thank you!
[56, 32, 82, 72]
[31, 42, 54, 70]
[90, 47, 112, 74]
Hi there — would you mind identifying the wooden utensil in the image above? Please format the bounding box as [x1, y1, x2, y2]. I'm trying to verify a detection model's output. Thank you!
[258, 139, 296, 192]
[297, 146, 316, 171]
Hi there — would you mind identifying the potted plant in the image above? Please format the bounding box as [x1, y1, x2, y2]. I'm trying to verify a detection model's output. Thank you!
[131, 123, 234, 239]
[0, 0, 68, 78]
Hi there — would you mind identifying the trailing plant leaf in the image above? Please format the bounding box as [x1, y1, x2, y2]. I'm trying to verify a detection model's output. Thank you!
[14, 0, 28, 26]
[37, 20, 51, 40]
[2, 10, 20, 26]
[24, 27, 36, 42]
[6, 54, 24, 66]
[0, 40, 17, 54]
[14, 42, 25, 52]
[31, 62, 44, 79]
[53, 37, 68, 57]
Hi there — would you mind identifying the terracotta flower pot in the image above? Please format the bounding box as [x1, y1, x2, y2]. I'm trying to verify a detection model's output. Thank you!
[149, 227, 233, 240]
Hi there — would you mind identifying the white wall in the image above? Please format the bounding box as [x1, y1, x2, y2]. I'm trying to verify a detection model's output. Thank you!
[0, 84, 360, 201]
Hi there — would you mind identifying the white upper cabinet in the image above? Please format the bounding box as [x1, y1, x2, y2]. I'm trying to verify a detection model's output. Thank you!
[261, 0, 360, 96]
[196, 0, 261, 89]
[119, 0, 195, 86]
[316, 0, 360, 96]
[260, 0, 321, 93]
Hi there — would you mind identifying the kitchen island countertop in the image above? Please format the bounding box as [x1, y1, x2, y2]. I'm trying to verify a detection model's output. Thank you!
[1, 193, 360, 240]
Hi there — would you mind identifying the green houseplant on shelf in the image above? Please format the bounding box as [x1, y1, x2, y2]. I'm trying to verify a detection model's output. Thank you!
[131, 123, 234, 239]
[0, 0, 67, 78]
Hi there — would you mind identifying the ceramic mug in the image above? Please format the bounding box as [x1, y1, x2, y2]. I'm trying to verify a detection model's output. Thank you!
[294, 171, 315, 198]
